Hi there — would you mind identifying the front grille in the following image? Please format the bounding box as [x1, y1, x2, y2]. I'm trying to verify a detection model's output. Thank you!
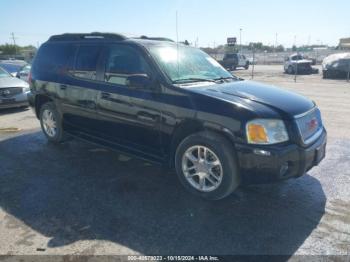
[0, 87, 23, 98]
[297, 63, 311, 70]
[295, 108, 323, 144]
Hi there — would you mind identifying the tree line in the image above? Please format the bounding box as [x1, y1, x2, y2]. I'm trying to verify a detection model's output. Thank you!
[0, 44, 37, 55]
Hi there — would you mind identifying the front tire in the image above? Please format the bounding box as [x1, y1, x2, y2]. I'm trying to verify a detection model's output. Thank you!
[323, 70, 329, 79]
[287, 65, 294, 74]
[39, 102, 66, 143]
[244, 62, 250, 70]
[175, 131, 240, 200]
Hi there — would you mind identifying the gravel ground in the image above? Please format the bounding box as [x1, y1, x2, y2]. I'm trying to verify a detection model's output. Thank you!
[0, 65, 349, 257]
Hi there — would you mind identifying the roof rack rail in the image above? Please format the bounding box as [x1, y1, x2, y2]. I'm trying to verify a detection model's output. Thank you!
[139, 36, 175, 42]
[48, 33, 127, 42]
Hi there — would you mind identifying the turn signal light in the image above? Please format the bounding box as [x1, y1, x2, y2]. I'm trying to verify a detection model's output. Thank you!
[247, 124, 268, 143]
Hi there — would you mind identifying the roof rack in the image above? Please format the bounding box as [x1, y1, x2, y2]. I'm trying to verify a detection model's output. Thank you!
[139, 36, 175, 42]
[48, 33, 127, 42]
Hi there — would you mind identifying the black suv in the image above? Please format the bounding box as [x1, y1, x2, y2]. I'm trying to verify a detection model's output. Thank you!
[28, 33, 327, 200]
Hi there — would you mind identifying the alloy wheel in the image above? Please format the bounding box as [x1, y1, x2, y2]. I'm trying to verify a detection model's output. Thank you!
[42, 109, 57, 137]
[181, 145, 223, 192]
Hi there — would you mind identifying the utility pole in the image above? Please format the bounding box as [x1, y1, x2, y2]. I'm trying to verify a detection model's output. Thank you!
[240, 28, 242, 53]
[10, 32, 18, 55]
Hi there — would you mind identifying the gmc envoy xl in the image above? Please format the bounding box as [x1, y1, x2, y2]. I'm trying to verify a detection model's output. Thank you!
[28, 33, 327, 200]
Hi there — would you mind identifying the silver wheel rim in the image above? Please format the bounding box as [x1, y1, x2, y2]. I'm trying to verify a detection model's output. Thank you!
[181, 145, 223, 192]
[42, 109, 57, 138]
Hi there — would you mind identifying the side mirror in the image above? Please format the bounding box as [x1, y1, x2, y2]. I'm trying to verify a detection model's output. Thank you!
[126, 74, 153, 90]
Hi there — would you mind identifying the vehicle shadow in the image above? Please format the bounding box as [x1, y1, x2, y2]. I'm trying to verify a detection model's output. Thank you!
[0, 106, 29, 115]
[0, 131, 326, 255]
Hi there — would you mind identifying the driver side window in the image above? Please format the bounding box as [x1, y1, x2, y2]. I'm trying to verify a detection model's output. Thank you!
[104, 45, 152, 86]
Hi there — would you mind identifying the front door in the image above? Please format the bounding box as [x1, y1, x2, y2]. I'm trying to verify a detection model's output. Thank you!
[95, 44, 163, 161]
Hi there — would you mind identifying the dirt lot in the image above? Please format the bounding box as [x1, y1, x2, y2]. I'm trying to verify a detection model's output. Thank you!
[0, 65, 349, 257]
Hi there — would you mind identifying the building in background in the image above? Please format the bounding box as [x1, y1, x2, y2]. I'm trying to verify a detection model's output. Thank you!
[339, 38, 350, 50]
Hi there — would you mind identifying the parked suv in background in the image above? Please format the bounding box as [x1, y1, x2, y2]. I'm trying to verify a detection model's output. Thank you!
[219, 53, 249, 71]
[28, 33, 327, 200]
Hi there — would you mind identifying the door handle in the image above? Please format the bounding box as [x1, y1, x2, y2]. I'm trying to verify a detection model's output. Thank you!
[59, 84, 67, 90]
[137, 112, 158, 122]
[101, 92, 111, 99]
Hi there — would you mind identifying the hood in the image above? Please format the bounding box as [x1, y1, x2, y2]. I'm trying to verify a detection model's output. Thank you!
[322, 53, 350, 70]
[187, 80, 314, 118]
[0, 76, 29, 88]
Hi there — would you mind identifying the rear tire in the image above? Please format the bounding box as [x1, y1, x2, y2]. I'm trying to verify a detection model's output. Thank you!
[175, 131, 240, 200]
[39, 102, 66, 143]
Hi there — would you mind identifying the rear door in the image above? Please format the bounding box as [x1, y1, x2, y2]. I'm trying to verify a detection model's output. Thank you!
[95, 44, 163, 160]
[60, 44, 103, 133]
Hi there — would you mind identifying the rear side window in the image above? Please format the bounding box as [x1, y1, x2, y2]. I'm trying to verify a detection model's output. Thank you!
[32, 43, 76, 80]
[73, 45, 102, 80]
[104, 45, 152, 86]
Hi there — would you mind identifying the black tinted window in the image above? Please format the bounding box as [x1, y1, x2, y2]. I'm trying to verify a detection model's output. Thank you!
[32, 43, 76, 79]
[74, 45, 102, 80]
[104, 45, 151, 86]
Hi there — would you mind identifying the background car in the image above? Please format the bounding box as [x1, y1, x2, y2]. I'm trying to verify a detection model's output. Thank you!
[284, 53, 319, 74]
[0, 60, 28, 77]
[322, 53, 350, 79]
[219, 53, 250, 71]
[16, 64, 31, 82]
[0, 66, 30, 109]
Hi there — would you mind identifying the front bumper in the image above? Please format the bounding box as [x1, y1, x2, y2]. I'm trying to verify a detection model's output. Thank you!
[236, 129, 327, 185]
[0, 91, 29, 109]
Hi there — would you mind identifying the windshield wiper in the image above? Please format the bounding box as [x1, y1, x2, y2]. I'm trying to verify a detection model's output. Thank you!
[214, 76, 238, 81]
[173, 78, 217, 84]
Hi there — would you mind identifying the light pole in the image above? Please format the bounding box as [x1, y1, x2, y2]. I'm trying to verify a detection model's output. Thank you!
[240, 28, 242, 53]
[275, 33, 278, 51]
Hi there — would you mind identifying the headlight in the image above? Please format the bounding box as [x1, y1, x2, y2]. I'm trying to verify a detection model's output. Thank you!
[246, 119, 289, 145]
[23, 86, 30, 92]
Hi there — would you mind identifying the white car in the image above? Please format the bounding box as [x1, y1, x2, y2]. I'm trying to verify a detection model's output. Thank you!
[284, 54, 314, 74]
[0, 66, 30, 109]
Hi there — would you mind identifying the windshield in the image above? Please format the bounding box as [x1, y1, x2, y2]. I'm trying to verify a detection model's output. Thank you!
[0, 63, 22, 74]
[149, 45, 233, 83]
[0, 67, 11, 78]
[291, 55, 304, 61]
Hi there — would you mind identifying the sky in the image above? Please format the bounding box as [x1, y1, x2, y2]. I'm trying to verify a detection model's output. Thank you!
[1, 0, 349, 48]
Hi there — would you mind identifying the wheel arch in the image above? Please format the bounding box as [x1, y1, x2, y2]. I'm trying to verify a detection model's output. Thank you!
[168, 119, 237, 168]
[35, 94, 53, 119]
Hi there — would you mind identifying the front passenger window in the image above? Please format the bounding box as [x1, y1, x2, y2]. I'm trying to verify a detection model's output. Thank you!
[104, 45, 152, 86]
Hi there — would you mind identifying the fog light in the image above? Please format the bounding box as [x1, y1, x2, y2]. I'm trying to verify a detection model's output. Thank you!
[280, 162, 289, 176]
[253, 149, 271, 156]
